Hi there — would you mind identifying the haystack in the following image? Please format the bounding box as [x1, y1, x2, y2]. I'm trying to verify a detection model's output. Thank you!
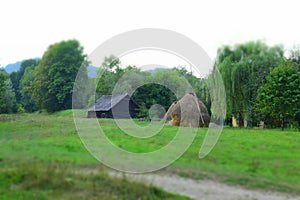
[164, 93, 210, 127]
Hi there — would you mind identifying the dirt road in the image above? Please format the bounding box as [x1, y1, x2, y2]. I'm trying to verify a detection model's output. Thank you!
[115, 172, 300, 200]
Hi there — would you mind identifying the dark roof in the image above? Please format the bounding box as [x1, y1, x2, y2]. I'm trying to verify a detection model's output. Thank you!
[87, 93, 130, 111]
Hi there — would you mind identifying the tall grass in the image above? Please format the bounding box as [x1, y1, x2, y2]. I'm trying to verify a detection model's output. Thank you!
[0, 161, 188, 200]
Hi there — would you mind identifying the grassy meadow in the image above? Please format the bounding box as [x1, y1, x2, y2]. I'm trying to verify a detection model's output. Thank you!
[0, 110, 299, 199]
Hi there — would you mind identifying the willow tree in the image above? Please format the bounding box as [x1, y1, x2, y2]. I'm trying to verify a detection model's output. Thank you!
[216, 41, 284, 126]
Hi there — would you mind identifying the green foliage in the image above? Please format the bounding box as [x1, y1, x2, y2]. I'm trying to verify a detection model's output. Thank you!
[207, 66, 226, 119]
[72, 60, 91, 109]
[32, 40, 88, 112]
[256, 60, 300, 129]
[3, 79, 18, 113]
[172, 67, 210, 107]
[19, 66, 38, 112]
[100, 54, 121, 70]
[0, 70, 18, 113]
[133, 83, 176, 116]
[96, 55, 132, 96]
[0, 72, 6, 112]
[10, 59, 39, 103]
[136, 102, 149, 118]
[216, 41, 284, 126]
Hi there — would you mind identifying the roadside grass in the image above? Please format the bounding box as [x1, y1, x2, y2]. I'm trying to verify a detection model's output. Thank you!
[0, 110, 299, 196]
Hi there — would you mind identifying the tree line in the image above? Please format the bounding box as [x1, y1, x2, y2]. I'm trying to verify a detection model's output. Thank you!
[0, 40, 88, 113]
[216, 41, 299, 129]
[0, 39, 299, 129]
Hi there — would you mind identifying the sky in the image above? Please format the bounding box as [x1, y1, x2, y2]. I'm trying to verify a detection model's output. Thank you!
[1, 0, 300, 72]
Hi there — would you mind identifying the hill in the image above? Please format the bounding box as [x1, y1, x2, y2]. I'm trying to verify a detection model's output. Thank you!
[3, 61, 22, 73]
[2, 60, 98, 78]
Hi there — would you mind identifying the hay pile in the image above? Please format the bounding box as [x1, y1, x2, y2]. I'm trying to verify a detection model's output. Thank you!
[164, 93, 210, 127]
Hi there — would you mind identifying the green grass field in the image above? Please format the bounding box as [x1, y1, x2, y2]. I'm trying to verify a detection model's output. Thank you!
[0, 110, 299, 198]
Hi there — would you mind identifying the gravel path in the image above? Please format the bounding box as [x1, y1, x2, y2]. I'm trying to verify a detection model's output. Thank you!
[113, 172, 300, 200]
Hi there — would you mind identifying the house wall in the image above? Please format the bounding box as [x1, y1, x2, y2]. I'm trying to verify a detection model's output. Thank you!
[111, 97, 137, 118]
[97, 111, 111, 118]
[87, 111, 111, 118]
[87, 111, 97, 118]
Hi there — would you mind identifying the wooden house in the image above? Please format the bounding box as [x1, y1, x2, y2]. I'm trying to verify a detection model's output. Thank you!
[87, 93, 138, 118]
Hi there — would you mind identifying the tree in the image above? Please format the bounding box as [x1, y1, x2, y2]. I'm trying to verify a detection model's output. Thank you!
[19, 66, 38, 112]
[72, 61, 91, 109]
[135, 102, 148, 119]
[132, 83, 176, 113]
[10, 59, 39, 103]
[96, 55, 123, 96]
[100, 55, 121, 70]
[289, 46, 300, 65]
[32, 40, 87, 112]
[0, 69, 18, 113]
[207, 65, 226, 122]
[132, 68, 204, 116]
[256, 60, 300, 130]
[216, 41, 284, 126]
[173, 67, 210, 110]
[0, 72, 6, 112]
[4, 79, 18, 113]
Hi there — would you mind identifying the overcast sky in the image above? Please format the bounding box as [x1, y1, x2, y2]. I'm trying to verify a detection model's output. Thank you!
[1, 0, 300, 69]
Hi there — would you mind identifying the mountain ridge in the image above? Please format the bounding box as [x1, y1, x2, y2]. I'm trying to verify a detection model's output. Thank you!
[2, 60, 98, 78]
